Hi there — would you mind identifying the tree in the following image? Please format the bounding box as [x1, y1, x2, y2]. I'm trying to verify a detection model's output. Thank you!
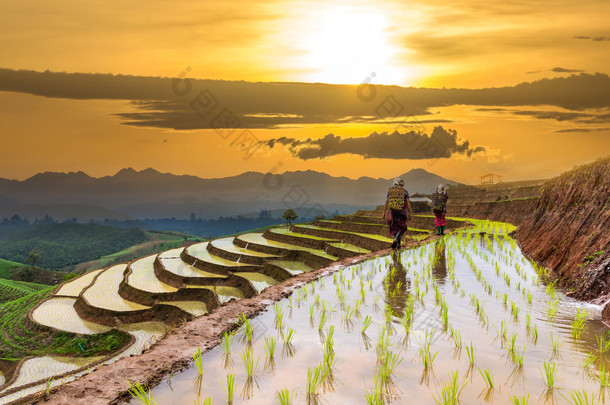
[25, 249, 42, 267]
[283, 209, 298, 225]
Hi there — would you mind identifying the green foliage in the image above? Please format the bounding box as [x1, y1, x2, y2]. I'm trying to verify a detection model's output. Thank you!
[0, 223, 149, 270]
[0, 288, 129, 360]
[282, 209, 298, 225]
[0, 278, 48, 303]
[0, 258, 65, 285]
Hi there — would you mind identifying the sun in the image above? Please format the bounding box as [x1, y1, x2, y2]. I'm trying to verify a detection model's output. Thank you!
[297, 5, 407, 85]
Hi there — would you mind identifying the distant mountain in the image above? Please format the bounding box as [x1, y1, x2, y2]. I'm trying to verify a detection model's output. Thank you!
[0, 168, 459, 220]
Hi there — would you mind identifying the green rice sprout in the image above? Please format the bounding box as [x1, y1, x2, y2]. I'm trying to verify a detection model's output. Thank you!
[221, 331, 235, 355]
[550, 333, 564, 352]
[277, 388, 292, 405]
[419, 345, 439, 369]
[510, 394, 530, 405]
[510, 302, 520, 320]
[450, 328, 463, 349]
[510, 347, 525, 368]
[282, 327, 296, 345]
[241, 348, 260, 378]
[571, 309, 589, 339]
[465, 342, 475, 366]
[264, 336, 276, 359]
[306, 364, 327, 396]
[478, 368, 494, 388]
[583, 351, 597, 368]
[546, 280, 558, 298]
[599, 363, 610, 387]
[432, 370, 468, 405]
[540, 361, 558, 389]
[235, 313, 253, 343]
[222, 373, 235, 404]
[318, 311, 328, 331]
[531, 325, 539, 342]
[563, 389, 595, 405]
[193, 346, 204, 376]
[362, 315, 373, 334]
[596, 333, 610, 353]
[128, 381, 156, 405]
[547, 299, 559, 320]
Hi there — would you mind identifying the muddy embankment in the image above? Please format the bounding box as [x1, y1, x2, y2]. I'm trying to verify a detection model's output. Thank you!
[448, 157, 610, 308]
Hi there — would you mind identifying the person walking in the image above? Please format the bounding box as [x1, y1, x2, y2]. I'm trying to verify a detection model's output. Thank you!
[382, 177, 412, 249]
[432, 184, 449, 235]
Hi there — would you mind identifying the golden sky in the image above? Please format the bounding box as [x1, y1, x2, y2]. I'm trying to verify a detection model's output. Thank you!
[1, 0, 609, 184]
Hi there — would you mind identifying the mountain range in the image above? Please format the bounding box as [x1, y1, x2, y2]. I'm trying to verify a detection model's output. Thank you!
[0, 168, 458, 220]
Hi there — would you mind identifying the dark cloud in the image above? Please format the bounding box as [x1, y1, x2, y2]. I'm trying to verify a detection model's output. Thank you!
[551, 67, 585, 73]
[574, 35, 610, 41]
[473, 107, 610, 123]
[0, 69, 609, 130]
[260, 126, 486, 160]
[527, 67, 585, 74]
[554, 127, 610, 133]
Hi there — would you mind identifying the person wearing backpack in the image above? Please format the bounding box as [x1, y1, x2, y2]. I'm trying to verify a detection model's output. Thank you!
[431, 184, 449, 235]
[381, 177, 412, 249]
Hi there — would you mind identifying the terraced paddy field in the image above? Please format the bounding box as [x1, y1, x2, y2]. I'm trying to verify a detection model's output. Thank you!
[143, 220, 610, 405]
[0, 209, 444, 403]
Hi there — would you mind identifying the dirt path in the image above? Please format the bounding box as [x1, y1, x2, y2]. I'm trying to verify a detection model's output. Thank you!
[26, 237, 434, 405]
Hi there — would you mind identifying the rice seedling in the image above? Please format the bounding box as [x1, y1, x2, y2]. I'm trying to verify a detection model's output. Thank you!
[596, 333, 610, 353]
[432, 370, 468, 405]
[531, 324, 539, 342]
[306, 364, 327, 397]
[450, 328, 463, 349]
[502, 293, 509, 307]
[309, 303, 315, 321]
[128, 381, 156, 405]
[344, 304, 356, 322]
[478, 368, 494, 388]
[599, 363, 610, 387]
[282, 327, 296, 345]
[571, 309, 589, 339]
[193, 346, 204, 376]
[264, 336, 276, 359]
[510, 394, 530, 404]
[241, 348, 260, 378]
[419, 345, 439, 369]
[235, 313, 253, 343]
[510, 347, 525, 368]
[507, 332, 517, 354]
[277, 388, 292, 405]
[547, 300, 559, 320]
[222, 373, 235, 404]
[221, 331, 235, 355]
[465, 342, 475, 366]
[582, 351, 597, 368]
[526, 291, 533, 304]
[510, 302, 520, 320]
[550, 333, 564, 352]
[318, 311, 328, 332]
[546, 280, 558, 298]
[540, 361, 558, 389]
[362, 315, 373, 334]
[563, 389, 595, 405]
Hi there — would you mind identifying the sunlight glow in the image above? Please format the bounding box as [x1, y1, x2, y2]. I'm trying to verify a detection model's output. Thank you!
[297, 6, 408, 85]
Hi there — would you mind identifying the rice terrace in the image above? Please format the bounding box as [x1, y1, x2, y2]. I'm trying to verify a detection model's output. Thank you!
[0, 156, 608, 404]
[1, 0, 610, 403]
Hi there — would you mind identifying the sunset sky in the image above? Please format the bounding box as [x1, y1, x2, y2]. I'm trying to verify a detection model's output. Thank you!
[1, 0, 609, 184]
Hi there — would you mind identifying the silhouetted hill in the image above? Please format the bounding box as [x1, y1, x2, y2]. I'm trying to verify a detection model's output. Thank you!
[0, 168, 459, 220]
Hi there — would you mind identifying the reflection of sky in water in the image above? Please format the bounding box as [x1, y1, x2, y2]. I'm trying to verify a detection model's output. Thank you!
[146, 224, 609, 404]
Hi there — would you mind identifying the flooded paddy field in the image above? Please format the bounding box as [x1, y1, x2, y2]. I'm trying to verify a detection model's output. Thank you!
[142, 221, 609, 404]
